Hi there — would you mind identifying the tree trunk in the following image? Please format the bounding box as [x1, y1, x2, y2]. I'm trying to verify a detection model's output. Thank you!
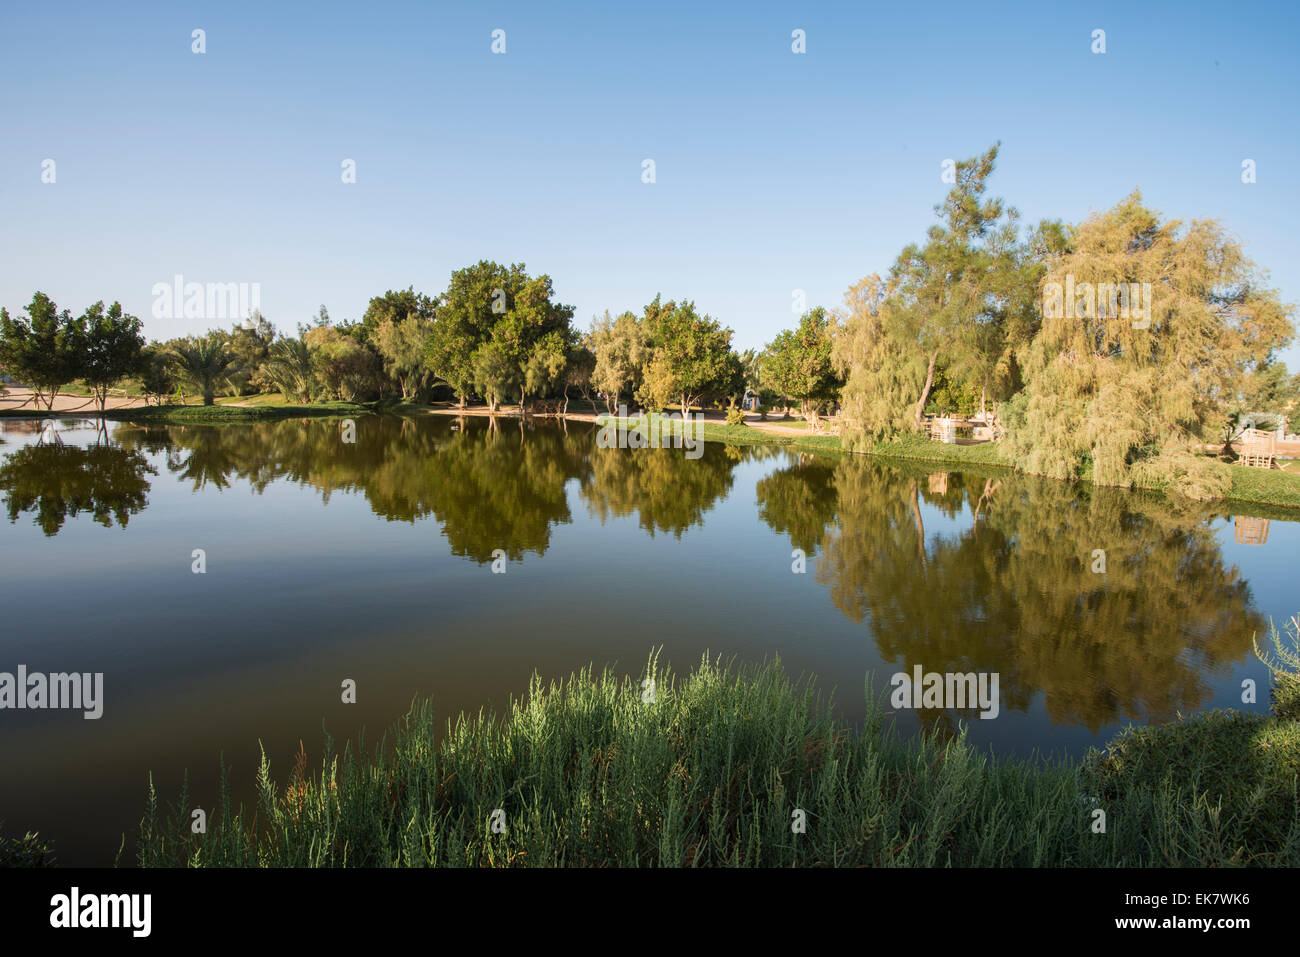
[914, 352, 938, 430]
[909, 480, 927, 569]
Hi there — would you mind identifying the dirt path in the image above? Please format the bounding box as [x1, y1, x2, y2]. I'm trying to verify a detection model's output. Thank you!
[0, 387, 152, 414]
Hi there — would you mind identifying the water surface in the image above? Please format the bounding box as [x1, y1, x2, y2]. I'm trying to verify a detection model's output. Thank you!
[0, 414, 1294, 865]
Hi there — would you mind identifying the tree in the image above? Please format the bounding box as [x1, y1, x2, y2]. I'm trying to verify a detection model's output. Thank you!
[762, 307, 840, 420]
[638, 296, 735, 418]
[81, 301, 145, 412]
[487, 271, 576, 411]
[1005, 190, 1294, 497]
[0, 293, 86, 410]
[426, 262, 516, 408]
[590, 310, 649, 412]
[263, 333, 315, 403]
[376, 315, 435, 400]
[889, 143, 1021, 429]
[522, 333, 570, 411]
[170, 334, 237, 405]
[1220, 359, 1300, 448]
[832, 274, 926, 445]
[360, 286, 435, 345]
[562, 342, 597, 414]
[138, 344, 176, 405]
[304, 325, 381, 401]
[470, 340, 518, 412]
[227, 311, 276, 395]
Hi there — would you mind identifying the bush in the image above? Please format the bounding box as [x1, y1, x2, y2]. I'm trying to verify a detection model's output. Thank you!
[0, 828, 55, 868]
[725, 407, 746, 426]
[1257, 615, 1300, 722]
[757, 403, 770, 420]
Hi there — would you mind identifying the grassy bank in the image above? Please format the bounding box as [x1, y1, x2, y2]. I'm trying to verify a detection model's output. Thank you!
[101, 401, 373, 424]
[131, 619, 1300, 868]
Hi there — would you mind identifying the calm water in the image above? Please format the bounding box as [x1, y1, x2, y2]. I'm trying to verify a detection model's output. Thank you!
[1, 414, 1296, 865]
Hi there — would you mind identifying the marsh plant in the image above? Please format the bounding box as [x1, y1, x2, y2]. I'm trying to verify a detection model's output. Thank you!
[136, 638, 1300, 868]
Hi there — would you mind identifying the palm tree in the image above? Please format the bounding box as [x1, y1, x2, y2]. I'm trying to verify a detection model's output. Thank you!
[169, 335, 236, 405]
[262, 336, 314, 403]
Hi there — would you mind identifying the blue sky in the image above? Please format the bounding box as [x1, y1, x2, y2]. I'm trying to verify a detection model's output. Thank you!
[2, 0, 1298, 365]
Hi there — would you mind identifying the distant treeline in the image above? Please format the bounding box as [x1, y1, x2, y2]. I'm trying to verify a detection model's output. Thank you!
[3, 143, 1298, 497]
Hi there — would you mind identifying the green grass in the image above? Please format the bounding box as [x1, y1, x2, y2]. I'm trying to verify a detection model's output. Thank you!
[132, 619, 1300, 868]
[1225, 463, 1300, 510]
[216, 391, 290, 406]
[100, 401, 372, 424]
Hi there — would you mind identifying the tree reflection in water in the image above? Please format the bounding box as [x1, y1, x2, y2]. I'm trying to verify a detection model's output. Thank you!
[757, 456, 1265, 735]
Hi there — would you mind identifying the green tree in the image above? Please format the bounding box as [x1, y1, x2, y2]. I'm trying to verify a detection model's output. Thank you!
[470, 340, 518, 412]
[304, 325, 381, 401]
[638, 296, 735, 418]
[0, 293, 86, 410]
[762, 307, 840, 420]
[262, 333, 315, 403]
[170, 334, 238, 405]
[890, 144, 1020, 429]
[832, 274, 926, 444]
[81, 301, 145, 412]
[227, 312, 276, 395]
[590, 310, 650, 412]
[138, 344, 177, 405]
[376, 315, 435, 400]
[360, 286, 435, 345]
[562, 341, 597, 414]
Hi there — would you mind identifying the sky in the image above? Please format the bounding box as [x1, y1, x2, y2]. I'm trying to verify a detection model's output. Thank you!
[2, 0, 1298, 366]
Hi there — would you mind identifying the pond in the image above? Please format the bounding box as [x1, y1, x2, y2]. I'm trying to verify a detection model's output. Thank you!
[0, 414, 1295, 864]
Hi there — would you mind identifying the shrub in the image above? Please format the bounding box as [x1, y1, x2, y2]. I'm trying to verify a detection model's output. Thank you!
[725, 407, 746, 426]
[1257, 615, 1300, 722]
[0, 827, 55, 868]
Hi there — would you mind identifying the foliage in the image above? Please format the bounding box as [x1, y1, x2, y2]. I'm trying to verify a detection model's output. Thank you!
[0, 827, 55, 868]
[0, 293, 86, 410]
[589, 310, 649, 411]
[427, 261, 575, 410]
[262, 334, 315, 404]
[169, 334, 238, 405]
[226, 312, 277, 395]
[376, 315, 435, 400]
[1007, 191, 1294, 496]
[137, 343, 176, 405]
[136, 652, 1300, 867]
[636, 296, 734, 416]
[833, 275, 927, 445]
[81, 300, 145, 411]
[304, 325, 382, 402]
[762, 307, 840, 418]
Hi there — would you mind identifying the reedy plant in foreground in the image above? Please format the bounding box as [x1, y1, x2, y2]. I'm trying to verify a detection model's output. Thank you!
[137, 643, 1300, 868]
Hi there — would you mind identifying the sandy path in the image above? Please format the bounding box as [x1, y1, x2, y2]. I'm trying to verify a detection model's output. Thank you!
[0, 387, 155, 414]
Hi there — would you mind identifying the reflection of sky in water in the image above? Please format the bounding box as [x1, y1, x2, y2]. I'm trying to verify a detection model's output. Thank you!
[0, 417, 1296, 864]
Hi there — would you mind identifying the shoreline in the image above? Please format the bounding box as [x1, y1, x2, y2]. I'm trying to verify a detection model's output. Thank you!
[4, 398, 1298, 513]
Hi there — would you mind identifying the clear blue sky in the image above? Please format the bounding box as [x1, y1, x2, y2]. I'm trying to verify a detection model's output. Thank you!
[2, 0, 1298, 366]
